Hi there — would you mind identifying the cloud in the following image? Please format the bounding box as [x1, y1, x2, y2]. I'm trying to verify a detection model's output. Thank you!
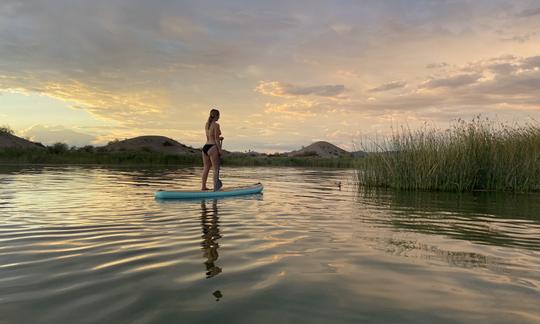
[287, 84, 346, 97]
[517, 8, 540, 18]
[263, 100, 321, 119]
[0, 73, 167, 127]
[256, 81, 346, 98]
[23, 125, 95, 146]
[486, 63, 518, 75]
[426, 62, 449, 69]
[422, 73, 482, 89]
[471, 55, 539, 77]
[0, 1, 539, 151]
[329, 23, 353, 35]
[369, 81, 406, 92]
[262, 54, 540, 122]
[523, 56, 540, 69]
[394, 56, 540, 110]
[501, 33, 535, 43]
[0, 1, 304, 129]
[475, 70, 540, 97]
[396, 56, 540, 112]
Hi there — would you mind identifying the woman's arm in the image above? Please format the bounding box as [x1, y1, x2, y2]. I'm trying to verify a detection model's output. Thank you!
[214, 123, 222, 154]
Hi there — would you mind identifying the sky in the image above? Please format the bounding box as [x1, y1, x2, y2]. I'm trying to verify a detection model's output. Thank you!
[0, 0, 539, 152]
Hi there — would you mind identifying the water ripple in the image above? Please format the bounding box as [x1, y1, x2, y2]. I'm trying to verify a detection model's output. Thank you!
[0, 165, 539, 323]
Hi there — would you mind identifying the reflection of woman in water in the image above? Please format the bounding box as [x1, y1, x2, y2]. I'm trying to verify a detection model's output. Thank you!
[201, 109, 224, 191]
[200, 199, 222, 278]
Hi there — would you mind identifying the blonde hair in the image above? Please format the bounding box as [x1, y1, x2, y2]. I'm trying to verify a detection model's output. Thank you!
[206, 109, 220, 130]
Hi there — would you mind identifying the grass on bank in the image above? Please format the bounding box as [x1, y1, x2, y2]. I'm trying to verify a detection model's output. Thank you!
[222, 155, 359, 168]
[356, 117, 540, 192]
[0, 145, 201, 165]
[0, 144, 361, 168]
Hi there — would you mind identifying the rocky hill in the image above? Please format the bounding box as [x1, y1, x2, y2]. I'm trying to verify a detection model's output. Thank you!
[0, 132, 45, 149]
[103, 136, 199, 155]
[287, 141, 351, 158]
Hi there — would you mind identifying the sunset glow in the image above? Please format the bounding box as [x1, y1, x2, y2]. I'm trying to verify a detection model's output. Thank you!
[1, 0, 539, 152]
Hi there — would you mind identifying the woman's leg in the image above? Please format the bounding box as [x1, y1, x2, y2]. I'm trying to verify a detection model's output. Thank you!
[208, 147, 221, 190]
[201, 152, 212, 190]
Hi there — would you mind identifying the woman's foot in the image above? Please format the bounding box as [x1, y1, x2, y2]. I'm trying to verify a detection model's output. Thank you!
[201, 187, 210, 191]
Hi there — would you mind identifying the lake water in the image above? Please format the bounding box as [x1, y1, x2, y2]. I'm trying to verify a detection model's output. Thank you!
[1, 165, 539, 323]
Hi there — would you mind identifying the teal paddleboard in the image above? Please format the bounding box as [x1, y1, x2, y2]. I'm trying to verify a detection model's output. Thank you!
[155, 183, 263, 199]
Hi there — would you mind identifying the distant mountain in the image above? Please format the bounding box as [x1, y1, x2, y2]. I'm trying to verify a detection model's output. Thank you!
[286, 141, 351, 158]
[103, 136, 200, 155]
[0, 132, 45, 149]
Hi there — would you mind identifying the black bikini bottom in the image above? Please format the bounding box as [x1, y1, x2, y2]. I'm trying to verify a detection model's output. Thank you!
[202, 144, 215, 155]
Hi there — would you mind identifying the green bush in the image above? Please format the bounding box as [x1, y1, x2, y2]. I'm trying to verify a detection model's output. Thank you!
[0, 125, 14, 135]
[79, 145, 95, 153]
[48, 142, 69, 154]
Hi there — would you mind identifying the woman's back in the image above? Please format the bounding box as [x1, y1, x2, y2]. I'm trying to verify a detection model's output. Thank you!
[205, 122, 220, 144]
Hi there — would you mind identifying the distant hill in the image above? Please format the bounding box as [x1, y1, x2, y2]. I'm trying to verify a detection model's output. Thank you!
[287, 141, 351, 158]
[0, 132, 45, 150]
[103, 136, 199, 155]
[1, 131, 369, 160]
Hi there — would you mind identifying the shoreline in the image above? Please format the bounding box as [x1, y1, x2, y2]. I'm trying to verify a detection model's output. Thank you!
[0, 155, 361, 169]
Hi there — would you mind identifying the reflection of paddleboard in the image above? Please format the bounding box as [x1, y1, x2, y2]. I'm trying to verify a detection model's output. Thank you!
[155, 183, 263, 199]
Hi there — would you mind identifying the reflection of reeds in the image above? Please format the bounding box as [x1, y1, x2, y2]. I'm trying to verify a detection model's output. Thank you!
[356, 117, 540, 192]
[356, 188, 540, 251]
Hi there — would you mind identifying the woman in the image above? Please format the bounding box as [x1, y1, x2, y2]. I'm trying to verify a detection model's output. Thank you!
[201, 108, 223, 191]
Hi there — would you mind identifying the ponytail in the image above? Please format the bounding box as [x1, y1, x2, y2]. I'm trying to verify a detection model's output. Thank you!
[206, 108, 220, 130]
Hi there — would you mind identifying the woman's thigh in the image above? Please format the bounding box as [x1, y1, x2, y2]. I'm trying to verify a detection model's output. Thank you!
[202, 152, 212, 168]
[208, 148, 220, 168]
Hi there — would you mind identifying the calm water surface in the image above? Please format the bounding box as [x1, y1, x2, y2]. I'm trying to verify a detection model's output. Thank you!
[1, 165, 539, 323]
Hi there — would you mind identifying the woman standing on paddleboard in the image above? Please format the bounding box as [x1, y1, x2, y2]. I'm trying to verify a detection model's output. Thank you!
[201, 109, 223, 191]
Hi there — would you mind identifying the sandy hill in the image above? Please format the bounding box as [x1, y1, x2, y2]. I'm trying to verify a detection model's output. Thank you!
[0, 132, 45, 149]
[103, 136, 199, 155]
[287, 141, 351, 158]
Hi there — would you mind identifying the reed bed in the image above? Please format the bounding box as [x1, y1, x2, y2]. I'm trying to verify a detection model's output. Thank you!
[356, 118, 540, 192]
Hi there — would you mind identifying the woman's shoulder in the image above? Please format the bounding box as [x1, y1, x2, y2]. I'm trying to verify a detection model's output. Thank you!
[207, 122, 220, 132]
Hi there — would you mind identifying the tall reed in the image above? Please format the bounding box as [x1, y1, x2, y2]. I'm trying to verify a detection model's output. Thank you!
[356, 117, 540, 192]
